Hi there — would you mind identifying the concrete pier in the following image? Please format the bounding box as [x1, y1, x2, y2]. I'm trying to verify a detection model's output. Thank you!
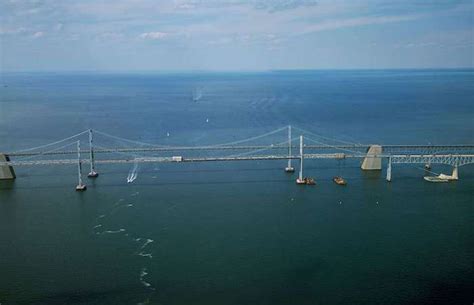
[361, 145, 382, 170]
[0, 154, 16, 180]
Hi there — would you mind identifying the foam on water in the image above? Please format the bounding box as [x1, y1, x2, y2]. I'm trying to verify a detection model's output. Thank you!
[140, 239, 154, 249]
[136, 238, 154, 258]
[90, 189, 156, 301]
[139, 267, 152, 288]
[103, 228, 126, 234]
[138, 253, 153, 259]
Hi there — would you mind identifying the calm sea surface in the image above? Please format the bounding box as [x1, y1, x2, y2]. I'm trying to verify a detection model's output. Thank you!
[0, 70, 473, 305]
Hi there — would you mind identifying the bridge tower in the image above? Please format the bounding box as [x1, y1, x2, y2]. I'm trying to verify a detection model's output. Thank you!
[87, 129, 99, 178]
[296, 135, 305, 184]
[285, 125, 295, 172]
[76, 141, 87, 191]
[386, 157, 392, 182]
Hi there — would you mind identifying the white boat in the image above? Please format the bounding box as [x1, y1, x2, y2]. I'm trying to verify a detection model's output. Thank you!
[424, 166, 458, 182]
[424, 176, 449, 183]
[192, 88, 203, 102]
[437, 173, 458, 181]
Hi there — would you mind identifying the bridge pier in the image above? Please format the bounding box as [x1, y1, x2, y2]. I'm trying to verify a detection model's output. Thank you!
[285, 125, 294, 172]
[452, 164, 459, 180]
[0, 154, 15, 180]
[361, 145, 382, 170]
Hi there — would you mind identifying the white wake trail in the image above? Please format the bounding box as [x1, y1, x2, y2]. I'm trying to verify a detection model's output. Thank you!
[127, 161, 139, 183]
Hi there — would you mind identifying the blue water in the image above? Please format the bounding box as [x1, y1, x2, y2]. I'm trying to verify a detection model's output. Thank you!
[0, 70, 473, 305]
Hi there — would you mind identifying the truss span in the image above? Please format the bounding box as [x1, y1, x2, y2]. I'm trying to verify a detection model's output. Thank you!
[391, 154, 474, 167]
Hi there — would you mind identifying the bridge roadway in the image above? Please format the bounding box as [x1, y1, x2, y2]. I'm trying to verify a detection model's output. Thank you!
[7, 144, 474, 157]
[3, 128, 473, 187]
[3, 153, 474, 167]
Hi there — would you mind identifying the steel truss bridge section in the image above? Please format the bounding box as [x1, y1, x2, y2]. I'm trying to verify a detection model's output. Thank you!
[390, 154, 474, 167]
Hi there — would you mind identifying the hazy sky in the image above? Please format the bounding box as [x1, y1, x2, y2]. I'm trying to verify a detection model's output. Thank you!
[1, 0, 473, 71]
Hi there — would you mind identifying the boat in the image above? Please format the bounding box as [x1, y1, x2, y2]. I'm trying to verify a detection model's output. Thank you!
[424, 166, 459, 182]
[296, 177, 316, 185]
[192, 87, 203, 102]
[423, 163, 459, 182]
[424, 176, 449, 183]
[437, 173, 458, 181]
[333, 176, 347, 185]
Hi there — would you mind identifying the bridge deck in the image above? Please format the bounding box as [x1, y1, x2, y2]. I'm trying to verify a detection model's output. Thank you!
[6, 144, 474, 157]
[2, 153, 474, 167]
[3, 128, 472, 184]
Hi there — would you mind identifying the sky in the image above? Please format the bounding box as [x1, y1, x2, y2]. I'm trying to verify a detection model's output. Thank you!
[0, 0, 473, 71]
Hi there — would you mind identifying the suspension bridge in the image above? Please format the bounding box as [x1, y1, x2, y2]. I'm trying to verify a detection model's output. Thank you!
[1, 126, 473, 190]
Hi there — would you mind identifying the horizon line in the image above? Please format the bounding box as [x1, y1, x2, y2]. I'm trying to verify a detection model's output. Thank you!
[2, 67, 474, 74]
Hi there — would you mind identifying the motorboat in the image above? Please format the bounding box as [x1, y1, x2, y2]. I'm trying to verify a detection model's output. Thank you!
[424, 176, 449, 183]
[296, 177, 316, 185]
[333, 176, 347, 185]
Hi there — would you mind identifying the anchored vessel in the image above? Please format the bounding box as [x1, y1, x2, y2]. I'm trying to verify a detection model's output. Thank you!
[423, 176, 449, 183]
[424, 166, 459, 183]
[296, 177, 316, 185]
[333, 176, 347, 185]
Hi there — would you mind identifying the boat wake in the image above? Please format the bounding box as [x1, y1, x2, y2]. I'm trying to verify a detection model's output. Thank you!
[127, 162, 139, 183]
[91, 191, 156, 303]
[136, 238, 154, 259]
[102, 228, 126, 234]
[192, 87, 203, 102]
[139, 267, 153, 288]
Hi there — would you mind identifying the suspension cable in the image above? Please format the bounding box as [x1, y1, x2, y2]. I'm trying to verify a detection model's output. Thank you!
[227, 138, 294, 158]
[304, 136, 365, 156]
[94, 126, 285, 150]
[208, 126, 288, 147]
[12, 130, 89, 153]
[17, 141, 79, 161]
[94, 144, 144, 159]
[92, 130, 168, 148]
[292, 126, 361, 146]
